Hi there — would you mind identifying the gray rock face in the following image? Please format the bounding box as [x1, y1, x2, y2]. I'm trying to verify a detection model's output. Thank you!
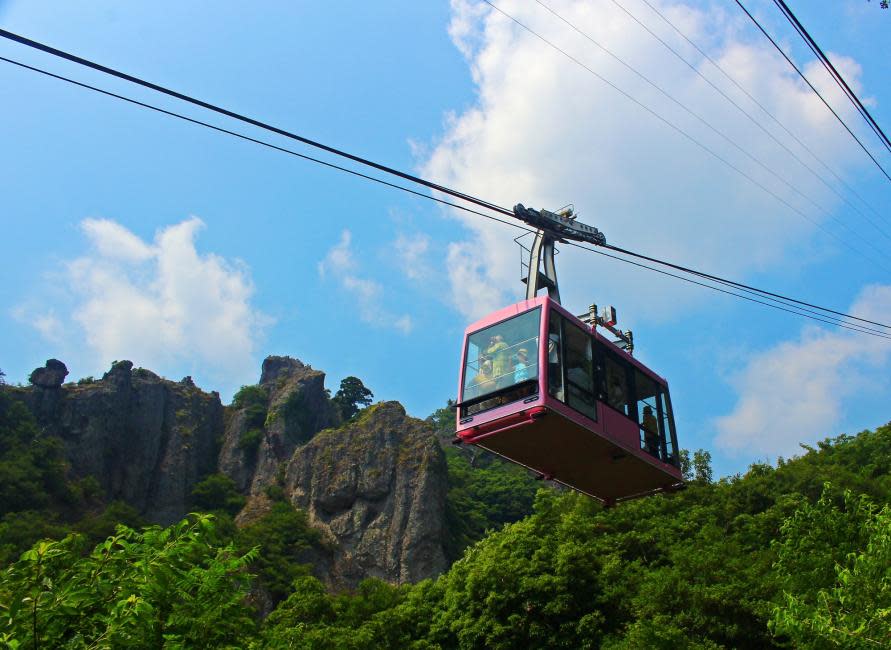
[20, 360, 222, 525]
[15, 355, 450, 590]
[219, 355, 340, 494]
[28, 359, 69, 388]
[283, 401, 448, 590]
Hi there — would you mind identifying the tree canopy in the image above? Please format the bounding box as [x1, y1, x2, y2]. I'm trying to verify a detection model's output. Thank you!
[2, 380, 890, 648]
[332, 377, 374, 420]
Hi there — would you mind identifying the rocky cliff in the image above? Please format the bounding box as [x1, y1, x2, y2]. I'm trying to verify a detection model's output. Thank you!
[11, 356, 448, 590]
[283, 402, 448, 588]
[219, 356, 340, 495]
[17, 359, 222, 525]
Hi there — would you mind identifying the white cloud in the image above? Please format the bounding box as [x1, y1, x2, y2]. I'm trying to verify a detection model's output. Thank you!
[393, 233, 431, 281]
[714, 285, 891, 458]
[319, 230, 414, 333]
[11, 305, 64, 343]
[422, 0, 868, 322]
[81, 218, 155, 262]
[21, 217, 269, 385]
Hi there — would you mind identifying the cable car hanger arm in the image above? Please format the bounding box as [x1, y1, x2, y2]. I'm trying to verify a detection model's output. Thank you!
[514, 203, 633, 352]
[513, 202, 606, 305]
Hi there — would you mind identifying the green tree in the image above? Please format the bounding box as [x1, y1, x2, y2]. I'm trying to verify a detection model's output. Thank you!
[442, 447, 540, 561]
[232, 385, 268, 429]
[0, 515, 257, 648]
[260, 575, 407, 649]
[692, 449, 713, 484]
[772, 485, 891, 648]
[236, 501, 324, 604]
[191, 473, 246, 517]
[0, 390, 78, 563]
[332, 377, 373, 420]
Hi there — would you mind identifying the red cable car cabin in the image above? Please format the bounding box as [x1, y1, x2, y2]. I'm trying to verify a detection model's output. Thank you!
[455, 295, 682, 504]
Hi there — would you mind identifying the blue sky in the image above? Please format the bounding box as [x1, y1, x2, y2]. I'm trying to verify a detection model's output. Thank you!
[1, 0, 889, 478]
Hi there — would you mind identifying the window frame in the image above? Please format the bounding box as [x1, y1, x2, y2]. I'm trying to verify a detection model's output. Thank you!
[548, 310, 598, 423]
[597, 340, 634, 420]
[459, 307, 542, 416]
[562, 318, 597, 421]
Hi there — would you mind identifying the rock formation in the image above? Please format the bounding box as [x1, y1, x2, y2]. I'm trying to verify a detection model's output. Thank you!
[17, 359, 222, 524]
[218, 356, 340, 494]
[283, 402, 448, 589]
[10, 355, 449, 590]
[28, 358, 69, 388]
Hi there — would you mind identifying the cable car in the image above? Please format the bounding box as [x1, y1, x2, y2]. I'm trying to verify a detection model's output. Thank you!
[454, 205, 683, 504]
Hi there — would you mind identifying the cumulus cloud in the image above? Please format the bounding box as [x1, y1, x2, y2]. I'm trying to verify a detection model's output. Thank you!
[21, 217, 269, 384]
[319, 230, 413, 334]
[422, 0, 868, 322]
[714, 285, 891, 458]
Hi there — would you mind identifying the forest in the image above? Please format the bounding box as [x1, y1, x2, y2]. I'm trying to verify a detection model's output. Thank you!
[0, 385, 889, 648]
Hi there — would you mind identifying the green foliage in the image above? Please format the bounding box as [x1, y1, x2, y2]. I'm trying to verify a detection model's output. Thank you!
[692, 449, 713, 483]
[236, 501, 324, 605]
[0, 511, 67, 567]
[0, 391, 71, 515]
[442, 447, 541, 561]
[332, 376, 373, 421]
[239, 427, 264, 458]
[0, 515, 257, 648]
[191, 473, 246, 517]
[74, 500, 146, 546]
[426, 402, 454, 439]
[1, 383, 890, 649]
[772, 485, 891, 648]
[255, 423, 891, 649]
[0, 390, 86, 563]
[279, 390, 318, 444]
[426, 401, 541, 561]
[233, 384, 268, 430]
[260, 575, 408, 648]
[232, 384, 268, 411]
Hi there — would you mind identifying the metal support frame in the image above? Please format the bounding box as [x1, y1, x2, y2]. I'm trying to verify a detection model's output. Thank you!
[578, 304, 635, 355]
[514, 203, 634, 352]
[524, 229, 561, 303]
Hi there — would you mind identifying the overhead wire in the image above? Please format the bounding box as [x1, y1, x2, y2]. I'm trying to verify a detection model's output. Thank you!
[479, 1, 891, 272]
[565, 241, 891, 339]
[0, 28, 516, 220]
[772, 0, 891, 154]
[600, 241, 891, 332]
[0, 48, 888, 339]
[0, 56, 525, 234]
[731, 0, 891, 183]
[531, 0, 891, 250]
[602, 0, 891, 237]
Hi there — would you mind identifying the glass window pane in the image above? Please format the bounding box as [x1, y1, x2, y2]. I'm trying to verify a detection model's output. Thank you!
[564, 323, 596, 420]
[659, 390, 676, 465]
[462, 308, 540, 404]
[636, 371, 664, 460]
[548, 314, 564, 402]
[604, 355, 629, 416]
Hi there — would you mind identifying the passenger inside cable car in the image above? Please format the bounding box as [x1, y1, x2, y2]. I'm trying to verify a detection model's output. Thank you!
[461, 308, 540, 415]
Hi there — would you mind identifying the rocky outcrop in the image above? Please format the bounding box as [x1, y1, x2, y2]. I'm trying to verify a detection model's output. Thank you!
[14, 355, 450, 590]
[219, 356, 339, 494]
[283, 402, 448, 590]
[18, 359, 222, 525]
[28, 359, 69, 388]
[221, 357, 448, 589]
